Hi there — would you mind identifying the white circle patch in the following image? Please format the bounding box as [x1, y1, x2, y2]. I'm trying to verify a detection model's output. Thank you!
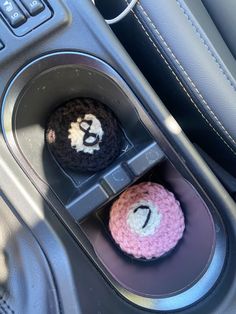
[68, 114, 104, 154]
[127, 200, 162, 237]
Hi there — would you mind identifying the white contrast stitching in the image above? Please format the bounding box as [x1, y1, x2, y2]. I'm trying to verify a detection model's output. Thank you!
[176, 0, 236, 93]
[124, 0, 236, 155]
[136, 1, 236, 147]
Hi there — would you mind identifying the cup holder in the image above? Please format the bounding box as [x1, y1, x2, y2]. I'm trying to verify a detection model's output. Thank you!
[81, 160, 226, 310]
[1, 52, 227, 312]
[2, 51, 164, 220]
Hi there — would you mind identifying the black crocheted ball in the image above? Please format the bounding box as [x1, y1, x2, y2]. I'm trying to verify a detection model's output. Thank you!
[46, 98, 122, 172]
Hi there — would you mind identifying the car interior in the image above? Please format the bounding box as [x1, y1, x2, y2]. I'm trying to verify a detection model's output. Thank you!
[0, 0, 236, 313]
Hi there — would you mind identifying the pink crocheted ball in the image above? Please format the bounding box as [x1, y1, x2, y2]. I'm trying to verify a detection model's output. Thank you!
[109, 182, 185, 260]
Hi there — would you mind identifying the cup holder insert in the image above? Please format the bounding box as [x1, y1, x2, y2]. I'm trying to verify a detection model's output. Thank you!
[45, 97, 129, 173]
[45, 100, 133, 185]
[96, 202, 181, 263]
[80, 160, 225, 304]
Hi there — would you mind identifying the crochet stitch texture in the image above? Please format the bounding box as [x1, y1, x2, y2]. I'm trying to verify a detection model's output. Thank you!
[46, 98, 122, 172]
[109, 182, 185, 259]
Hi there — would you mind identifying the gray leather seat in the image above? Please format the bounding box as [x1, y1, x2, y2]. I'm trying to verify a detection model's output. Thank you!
[96, 0, 236, 177]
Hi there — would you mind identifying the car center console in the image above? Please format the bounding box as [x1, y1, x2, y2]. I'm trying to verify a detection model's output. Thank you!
[0, 0, 52, 35]
[0, 1, 236, 313]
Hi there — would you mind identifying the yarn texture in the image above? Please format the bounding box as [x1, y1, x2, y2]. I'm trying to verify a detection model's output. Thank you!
[68, 113, 104, 154]
[46, 98, 122, 172]
[109, 182, 185, 260]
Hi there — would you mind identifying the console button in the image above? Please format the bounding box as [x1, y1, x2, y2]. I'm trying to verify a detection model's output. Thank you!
[21, 0, 44, 16]
[127, 142, 164, 176]
[0, 0, 26, 28]
[67, 185, 109, 221]
[0, 40, 4, 50]
[103, 165, 131, 194]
